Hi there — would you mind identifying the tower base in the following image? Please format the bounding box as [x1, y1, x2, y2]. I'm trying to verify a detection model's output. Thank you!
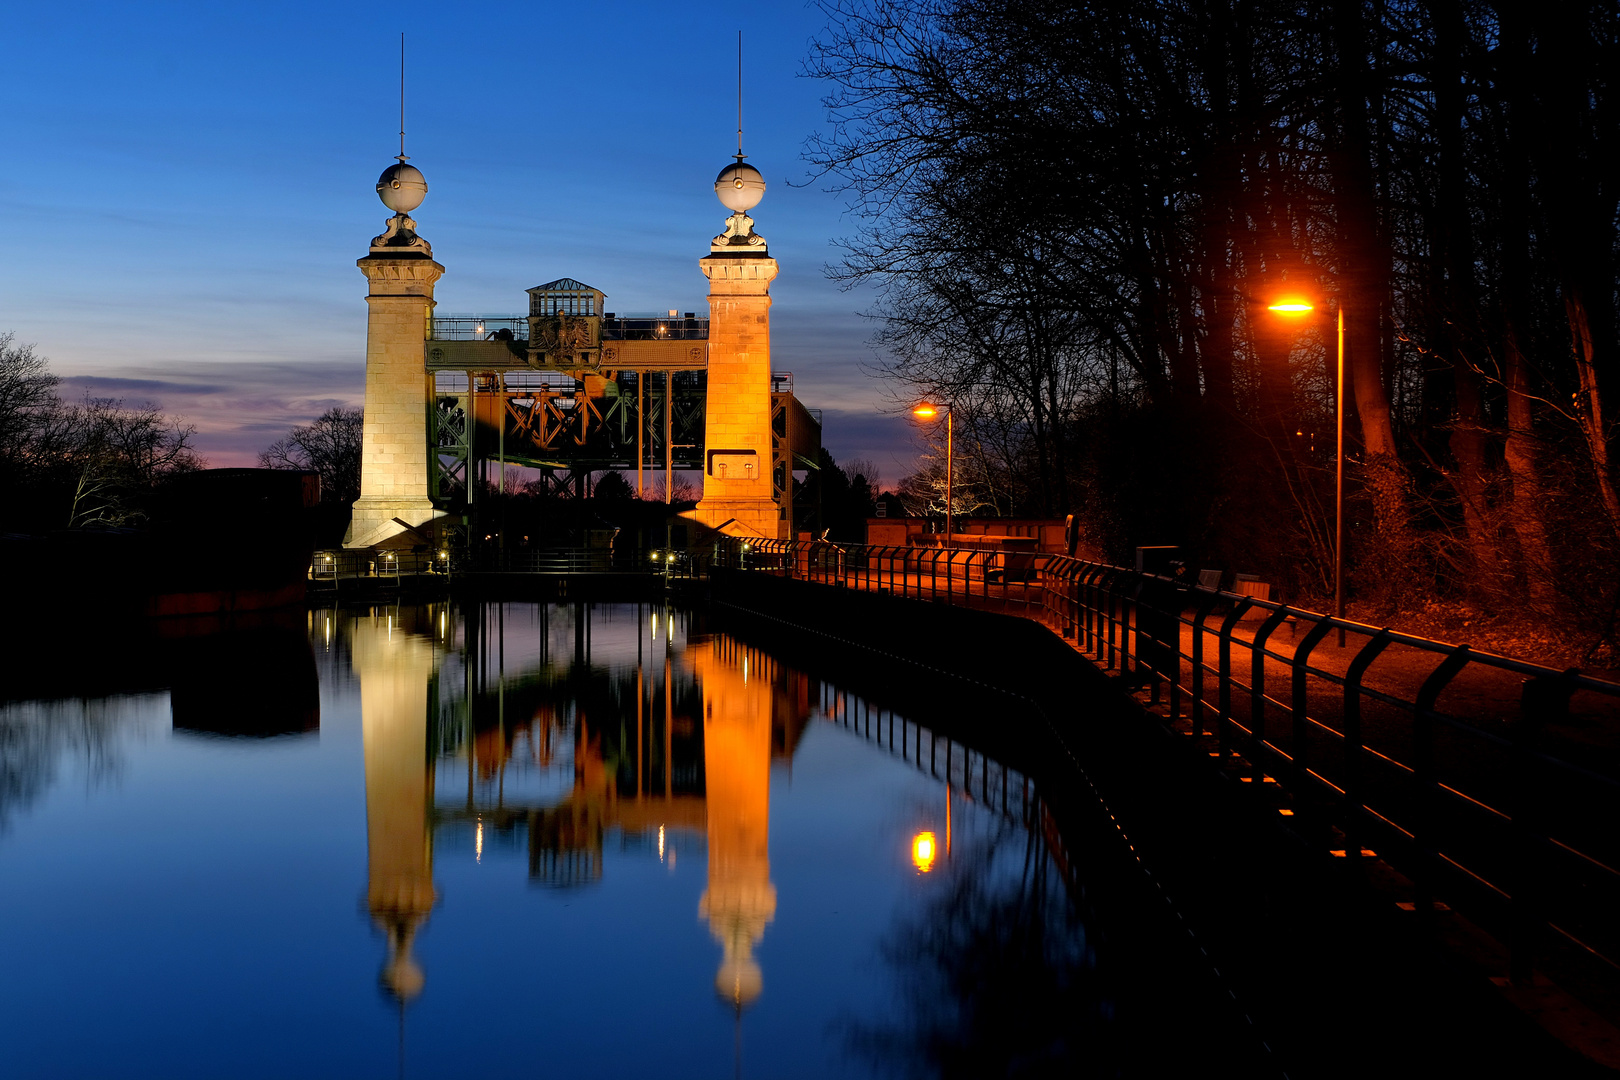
[344, 498, 444, 550]
[688, 500, 784, 541]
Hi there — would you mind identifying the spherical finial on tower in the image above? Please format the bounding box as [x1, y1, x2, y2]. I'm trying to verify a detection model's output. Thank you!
[377, 163, 427, 215]
[715, 161, 765, 214]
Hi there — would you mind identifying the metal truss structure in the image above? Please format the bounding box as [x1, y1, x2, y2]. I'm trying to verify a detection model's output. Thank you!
[423, 281, 821, 541]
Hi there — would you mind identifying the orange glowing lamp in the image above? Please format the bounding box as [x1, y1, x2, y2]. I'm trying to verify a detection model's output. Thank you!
[912, 831, 938, 872]
[1268, 298, 1315, 316]
[912, 403, 939, 420]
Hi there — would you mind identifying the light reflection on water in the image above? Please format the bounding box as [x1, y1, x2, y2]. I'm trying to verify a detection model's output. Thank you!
[0, 603, 1103, 1078]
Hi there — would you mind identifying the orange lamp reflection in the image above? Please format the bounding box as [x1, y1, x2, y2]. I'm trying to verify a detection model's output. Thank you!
[912, 831, 938, 873]
[1267, 298, 1314, 315]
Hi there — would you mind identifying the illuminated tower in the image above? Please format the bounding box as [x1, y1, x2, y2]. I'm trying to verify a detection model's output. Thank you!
[693, 158, 784, 540]
[350, 612, 439, 1001]
[691, 637, 777, 1009]
[345, 154, 446, 549]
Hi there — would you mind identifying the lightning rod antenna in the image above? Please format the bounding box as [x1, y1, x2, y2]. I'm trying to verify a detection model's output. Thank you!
[736, 30, 744, 162]
[397, 32, 408, 163]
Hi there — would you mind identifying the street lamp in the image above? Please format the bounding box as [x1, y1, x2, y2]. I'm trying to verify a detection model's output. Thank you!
[1268, 296, 1345, 641]
[912, 402, 954, 539]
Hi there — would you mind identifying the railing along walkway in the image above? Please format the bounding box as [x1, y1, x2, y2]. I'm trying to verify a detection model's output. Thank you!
[726, 538, 1620, 995]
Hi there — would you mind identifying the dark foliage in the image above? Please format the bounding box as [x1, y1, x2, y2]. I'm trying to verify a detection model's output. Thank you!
[808, 0, 1620, 655]
[809, 448, 881, 540]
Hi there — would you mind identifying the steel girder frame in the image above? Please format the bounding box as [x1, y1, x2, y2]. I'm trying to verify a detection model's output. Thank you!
[430, 371, 707, 507]
[431, 393, 471, 506]
[771, 391, 824, 538]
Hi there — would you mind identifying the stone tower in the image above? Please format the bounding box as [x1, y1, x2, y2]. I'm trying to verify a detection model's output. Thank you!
[345, 159, 445, 549]
[693, 159, 784, 540]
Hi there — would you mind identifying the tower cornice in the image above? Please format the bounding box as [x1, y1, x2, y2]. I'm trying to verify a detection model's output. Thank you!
[700, 255, 779, 291]
[358, 255, 445, 295]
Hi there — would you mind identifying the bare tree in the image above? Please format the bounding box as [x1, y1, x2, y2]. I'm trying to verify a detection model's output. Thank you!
[259, 407, 363, 504]
[0, 335, 58, 471]
[56, 396, 203, 527]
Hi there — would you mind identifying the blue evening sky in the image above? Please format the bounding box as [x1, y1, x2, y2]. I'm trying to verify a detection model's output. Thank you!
[0, 1, 917, 482]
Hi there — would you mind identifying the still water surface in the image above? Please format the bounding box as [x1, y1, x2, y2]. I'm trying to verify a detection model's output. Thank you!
[1, 604, 1122, 1078]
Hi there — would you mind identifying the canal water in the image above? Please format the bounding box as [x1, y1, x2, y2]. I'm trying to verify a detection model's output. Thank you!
[0, 603, 1234, 1078]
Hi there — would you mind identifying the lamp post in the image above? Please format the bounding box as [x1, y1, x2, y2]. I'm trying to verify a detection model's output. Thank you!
[1268, 298, 1345, 643]
[912, 402, 953, 539]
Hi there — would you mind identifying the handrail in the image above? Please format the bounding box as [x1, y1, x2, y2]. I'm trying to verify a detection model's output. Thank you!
[714, 536, 1620, 988]
[307, 546, 716, 583]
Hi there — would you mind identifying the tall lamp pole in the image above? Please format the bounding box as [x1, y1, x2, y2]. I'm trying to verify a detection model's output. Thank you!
[1333, 304, 1345, 642]
[913, 403, 953, 538]
[1269, 297, 1345, 643]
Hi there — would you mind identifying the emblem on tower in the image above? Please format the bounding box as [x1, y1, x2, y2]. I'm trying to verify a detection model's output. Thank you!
[526, 278, 605, 369]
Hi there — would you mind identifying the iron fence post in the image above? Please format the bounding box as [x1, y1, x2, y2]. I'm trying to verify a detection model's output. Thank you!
[1216, 604, 1248, 763]
[1341, 629, 1393, 870]
[1084, 565, 1103, 653]
[1412, 648, 1473, 924]
[1190, 593, 1220, 737]
[1508, 668, 1576, 984]
[1249, 607, 1292, 772]
[1099, 568, 1115, 668]
[1288, 616, 1335, 797]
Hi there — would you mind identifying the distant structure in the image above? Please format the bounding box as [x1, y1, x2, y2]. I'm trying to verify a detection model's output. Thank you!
[345, 154, 445, 549]
[345, 139, 819, 549]
[691, 157, 781, 540]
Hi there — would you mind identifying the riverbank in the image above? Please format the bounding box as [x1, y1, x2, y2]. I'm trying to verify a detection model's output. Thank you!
[708, 569, 1605, 1077]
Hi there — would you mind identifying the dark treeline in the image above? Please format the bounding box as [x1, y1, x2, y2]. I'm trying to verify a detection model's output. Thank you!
[813, 449, 883, 540]
[0, 334, 203, 533]
[806, 1, 1620, 647]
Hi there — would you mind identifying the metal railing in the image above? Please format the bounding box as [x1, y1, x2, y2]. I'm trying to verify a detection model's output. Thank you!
[430, 315, 529, 341]
[472, 547, 710, 579]
[309, 549, 447, 587]
[309, 546, 717, 584]
[720, 538, 1620, 988]
[602, 316, 708, 341]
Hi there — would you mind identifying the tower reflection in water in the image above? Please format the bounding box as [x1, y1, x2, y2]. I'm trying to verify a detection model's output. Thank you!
[350, 608, 438, 1002]
[346, 602, 811, 1014]
[691, 635, 777, 1010]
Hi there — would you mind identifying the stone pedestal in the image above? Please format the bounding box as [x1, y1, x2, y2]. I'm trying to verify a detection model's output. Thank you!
[692, 252, 783, 540]
[345, 244, 445, 549]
